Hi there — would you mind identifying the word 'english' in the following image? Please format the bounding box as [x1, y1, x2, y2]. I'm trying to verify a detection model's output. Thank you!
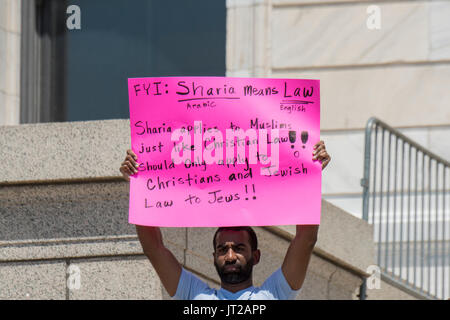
[171, 121, 280, 175]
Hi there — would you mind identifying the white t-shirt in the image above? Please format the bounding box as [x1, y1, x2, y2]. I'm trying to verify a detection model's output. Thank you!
[174, 267, 301, 300]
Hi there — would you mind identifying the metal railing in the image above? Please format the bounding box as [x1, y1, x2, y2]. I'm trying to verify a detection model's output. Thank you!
[360, 118, 449, 300]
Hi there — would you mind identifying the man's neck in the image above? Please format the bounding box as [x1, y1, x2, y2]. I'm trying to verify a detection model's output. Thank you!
[220, 279, 253, 293]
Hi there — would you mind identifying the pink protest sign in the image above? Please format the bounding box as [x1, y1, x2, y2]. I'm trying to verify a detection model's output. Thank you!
[127, 77, 321, 227]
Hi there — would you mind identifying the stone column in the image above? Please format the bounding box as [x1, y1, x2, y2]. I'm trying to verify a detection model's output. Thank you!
[0, 0, 21, 125]
[226, 0, 272, 78]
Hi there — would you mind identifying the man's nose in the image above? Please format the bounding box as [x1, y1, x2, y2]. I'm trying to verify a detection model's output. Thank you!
[225, 248, 237, 261]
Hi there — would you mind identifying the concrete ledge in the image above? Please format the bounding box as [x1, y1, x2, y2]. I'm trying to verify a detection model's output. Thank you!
[0, 119, 130, 184]
[0, 233, 186, 269]
[0, 181, 133, 241]
[0, 236, 141, 262]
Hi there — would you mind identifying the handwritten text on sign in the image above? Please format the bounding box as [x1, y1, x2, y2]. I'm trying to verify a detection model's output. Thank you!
[128, 77, 321, 227]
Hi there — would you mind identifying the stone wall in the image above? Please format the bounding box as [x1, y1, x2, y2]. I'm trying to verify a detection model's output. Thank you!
[227, 0, 450, 129]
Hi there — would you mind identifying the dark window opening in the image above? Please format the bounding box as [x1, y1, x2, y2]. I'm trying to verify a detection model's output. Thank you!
[21, 0, 226, 123]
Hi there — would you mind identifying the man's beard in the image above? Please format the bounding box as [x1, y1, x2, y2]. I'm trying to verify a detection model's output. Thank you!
[214, 258, 254, 285]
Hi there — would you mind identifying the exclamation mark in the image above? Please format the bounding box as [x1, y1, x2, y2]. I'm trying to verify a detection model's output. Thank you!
[288, 131, 296, 149]
[244, 184, 257, 200]
[301, 131, 308, 149]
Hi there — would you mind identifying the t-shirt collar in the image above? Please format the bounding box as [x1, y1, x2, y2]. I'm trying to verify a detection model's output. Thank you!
[218, 285, 256, 298]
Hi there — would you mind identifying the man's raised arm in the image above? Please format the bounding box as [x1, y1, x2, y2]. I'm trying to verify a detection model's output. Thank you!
[120, 149, 182, 297]
[281, 140, 330, 290]
[281, 225, 319, 290]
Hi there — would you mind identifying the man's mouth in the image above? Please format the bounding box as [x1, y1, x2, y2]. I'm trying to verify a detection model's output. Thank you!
[224, 265, 240, 272]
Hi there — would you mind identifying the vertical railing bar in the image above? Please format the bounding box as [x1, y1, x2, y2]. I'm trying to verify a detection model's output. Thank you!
[400, 140, 405, 279]
[428, 158, 432, 293]
[443, 166, 447, 299]
[385, 132, 392, 273]
[372, 125, 379, 227]
[379, 128, 385, 269]
[392, 136, 399, 275]
[414, 147, 418, 288]
[362, 119, 374, 223]
[435, 161, 439, 297]
[407, 144, 412, 284]
[421, 152, 425, 293]
[359, 119, 376, 300]
[371, 124, 380, 292]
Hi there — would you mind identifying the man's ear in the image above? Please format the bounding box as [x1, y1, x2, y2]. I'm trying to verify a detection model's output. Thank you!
[253, 249, 261, 265]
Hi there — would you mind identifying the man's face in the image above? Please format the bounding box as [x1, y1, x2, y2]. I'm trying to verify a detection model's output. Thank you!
[213, 230, 259, 285]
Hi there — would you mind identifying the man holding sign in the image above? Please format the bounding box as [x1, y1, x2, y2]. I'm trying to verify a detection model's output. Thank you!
[123, 76, 330, 299]
[120, 141, 330, 300]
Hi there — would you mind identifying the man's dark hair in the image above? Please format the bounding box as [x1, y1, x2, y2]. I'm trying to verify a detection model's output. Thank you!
[213, 226, 258, 251]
